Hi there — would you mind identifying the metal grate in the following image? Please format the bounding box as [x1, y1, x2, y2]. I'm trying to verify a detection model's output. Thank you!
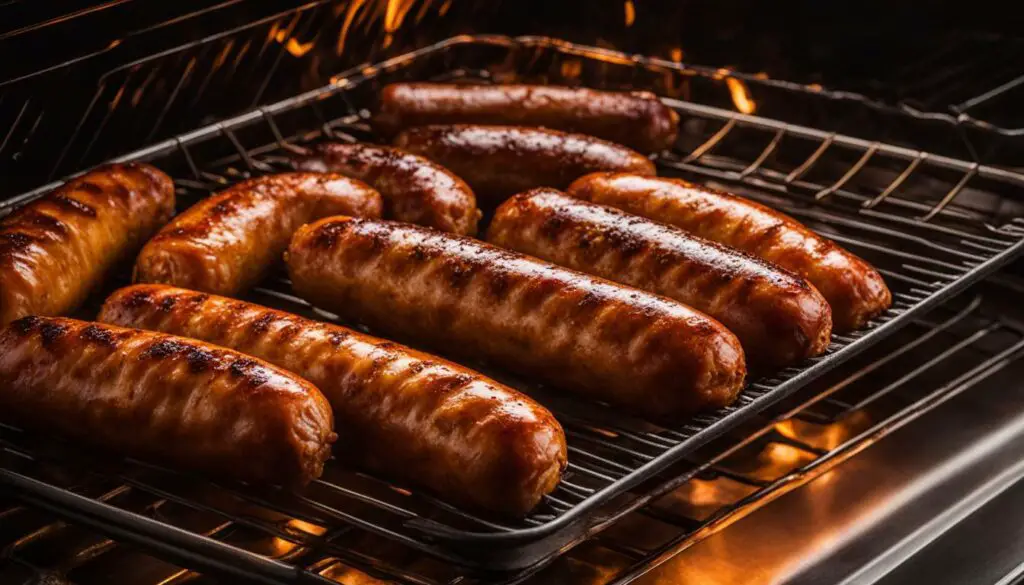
[3, 290, 1022, 585]
[3, 35, 1024, 581]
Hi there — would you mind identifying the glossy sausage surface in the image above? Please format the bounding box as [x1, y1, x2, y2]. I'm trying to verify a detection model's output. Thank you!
[287, 217, 745, 419]
[393, 125, 656, 206]
[134, 172, 381, 296]
[100, 284, 566, 517]
[0, 316, 334, 486]
[0, 163, 174, 325]
[488, 189, 832, 366]
[295, 143, 479, 235]
[568, 173, 892, 331]
[374, 83, 680, 152]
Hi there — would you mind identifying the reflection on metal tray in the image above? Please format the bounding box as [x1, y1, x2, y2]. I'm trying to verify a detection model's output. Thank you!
[2, 35, 1024, 580]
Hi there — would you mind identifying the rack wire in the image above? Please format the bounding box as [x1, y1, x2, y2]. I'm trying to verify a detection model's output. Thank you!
[3, 35, 1024, 581]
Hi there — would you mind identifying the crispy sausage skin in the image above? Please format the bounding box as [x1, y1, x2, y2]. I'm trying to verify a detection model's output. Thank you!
[568, 174, 892, 331]
[374, 83, 680, 153]
[393, 125, 657, 207]
[0, 316, 334, 486]
[134, 172, 381, 296]
[488, 190, 833, 366]
[286, 217, 745, 419]
[295, 143, 479, 235]
[0, 163, 174, 325]
[99, 284, 566, 517]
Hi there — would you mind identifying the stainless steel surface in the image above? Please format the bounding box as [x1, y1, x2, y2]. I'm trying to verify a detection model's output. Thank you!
[631, 315, 1024, 585]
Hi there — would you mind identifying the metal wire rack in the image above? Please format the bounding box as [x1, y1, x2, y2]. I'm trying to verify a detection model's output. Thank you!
[3, 35, 1024, 581]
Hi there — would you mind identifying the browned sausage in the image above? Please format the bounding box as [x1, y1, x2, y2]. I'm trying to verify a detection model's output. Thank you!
[0, 163, 174, 325]
[286, 217, 745, 419]
[393, 125, 657, 207]
[0, 316, 335, 487]
[373, 83, 680, 153]
[133, 172, 381, 296]
[488, 189, 833, 366]
[567, 173, 892, 331]
[295, 143, 479, 235]
[99, 284, 566, 517]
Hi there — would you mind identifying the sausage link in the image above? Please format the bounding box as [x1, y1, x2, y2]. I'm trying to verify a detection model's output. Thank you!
[134, 172, 381, 296]
[99, 284, 566, 517]
[568, 173, 892, 331]
[295, 143, 479, 235]
[286, 217, 745, 419]
[0, 316, 334, 486]
[0, 163, 174, 325]
[374, 83, 680, 153]
[488, 189, 832, 367]
[393, 125, 656, 207]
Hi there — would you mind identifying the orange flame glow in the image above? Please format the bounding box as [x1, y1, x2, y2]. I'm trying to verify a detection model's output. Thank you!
[725, 77, 756, 114]
[624, 0, 636, 26]
[670, 47, 684, 62]
[285, 38, 315, 57]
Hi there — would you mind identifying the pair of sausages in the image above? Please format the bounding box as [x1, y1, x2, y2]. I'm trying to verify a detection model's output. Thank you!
[567, 174, 892, 331]
[99, 285, 567, 517]
[286, 217, 747, 419]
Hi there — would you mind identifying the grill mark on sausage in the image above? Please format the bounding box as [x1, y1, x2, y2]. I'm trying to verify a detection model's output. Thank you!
[39, 322, 69, 347]
[81, 324, 116, 347]
[10, 316, 41, 336]
[50, 195, 97, 217]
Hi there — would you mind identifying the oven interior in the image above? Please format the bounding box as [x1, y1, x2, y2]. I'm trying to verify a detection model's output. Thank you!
[4, 3, 1024, 585]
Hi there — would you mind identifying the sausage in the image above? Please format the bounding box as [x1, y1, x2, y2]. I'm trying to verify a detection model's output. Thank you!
[0, 316, 335, 487]
[133, 172, 381, 296]
[487, 189, 832, 367]
[393, 125, 657, 207]
[567, 173, 892, 331]
[294, 143, 479, 235]
[99, 285, 566, 517]
[0, 163, 174, 325]
[286, 217, 746, 419]
[373, 83, 680, 153]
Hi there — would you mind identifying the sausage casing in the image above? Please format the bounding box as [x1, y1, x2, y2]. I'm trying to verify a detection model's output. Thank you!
[134, 172, 381, 296]
[0, 317, 335, 486]
[0, 163, 174, 325]
[287, 217, 745, 419]
[99, 284, 567, 517]
[374, 83, 680, 153]
[295, 143, 479, 235]
[568, 173, 892, 331]
[393, 125, 657, 206]
[488, 189, 832, 366]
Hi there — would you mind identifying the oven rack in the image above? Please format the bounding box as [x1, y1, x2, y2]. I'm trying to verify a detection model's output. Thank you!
[3, 35, 1024, 578]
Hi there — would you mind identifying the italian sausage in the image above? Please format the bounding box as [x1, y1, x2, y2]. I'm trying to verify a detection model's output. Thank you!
[134, 172, 381, 296]
[99, 285, 566, 517]
[0, 163, 174, 325]
[0, 316, 334, 487]
[567, 173, 892, 331]
[295, 143, 479, 235]
[373, 83, 680, 153]
[488, 190, 832, 366]
[286, 217, 746, 419]
[393, 125, 657, 207]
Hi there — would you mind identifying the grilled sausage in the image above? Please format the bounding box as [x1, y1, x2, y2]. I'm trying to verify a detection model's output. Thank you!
[488, 189, 832, 366]
[295, 143, 479, 235]
[99, 285, 566, 517]
[374, 83, 680, 153]
[286, 217, 745, 419]
[393, 125, 657, 207]
[0, 163, 174, 325]
[0, 316, 334, 486]
[134, 172, 381, 296]
[567, 173, 892, 331]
